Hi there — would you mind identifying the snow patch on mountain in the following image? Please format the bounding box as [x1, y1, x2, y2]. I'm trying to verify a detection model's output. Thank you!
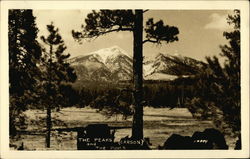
[144, 61, 155, 76]
[85, 45, 131, 63]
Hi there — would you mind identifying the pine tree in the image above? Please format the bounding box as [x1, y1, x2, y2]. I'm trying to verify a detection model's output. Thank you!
[72, 10, 179, 140]
[216, 10, 240, 135]
[185, 10, 241, 141]
[9, 9, 42, 136]
[40, 22, 77, 147]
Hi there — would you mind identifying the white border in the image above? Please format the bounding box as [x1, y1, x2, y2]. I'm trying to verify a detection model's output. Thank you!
[1, 1, 249, 158]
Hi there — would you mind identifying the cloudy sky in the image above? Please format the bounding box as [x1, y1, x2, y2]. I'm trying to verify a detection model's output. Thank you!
[33, 10, 233, 62]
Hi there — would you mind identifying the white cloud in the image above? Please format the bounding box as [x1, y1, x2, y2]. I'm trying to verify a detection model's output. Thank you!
[204, 13, 232, 30]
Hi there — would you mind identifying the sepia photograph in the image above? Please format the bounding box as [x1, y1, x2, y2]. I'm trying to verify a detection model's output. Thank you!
[0, 1, 249, 158]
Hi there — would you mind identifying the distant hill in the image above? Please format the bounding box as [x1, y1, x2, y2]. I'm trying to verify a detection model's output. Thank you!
[68, 46, 205, 83]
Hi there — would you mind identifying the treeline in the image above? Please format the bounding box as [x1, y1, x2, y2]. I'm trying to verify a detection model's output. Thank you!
[63, 79, 197, 109]
[144, 79, 195, 107]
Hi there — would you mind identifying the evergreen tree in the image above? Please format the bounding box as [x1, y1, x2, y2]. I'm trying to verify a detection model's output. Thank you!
[185, 10, 241, 142]
[9, 9, 42, 136]
[40, 22, 77, 147]
[72, 10, 179, 140]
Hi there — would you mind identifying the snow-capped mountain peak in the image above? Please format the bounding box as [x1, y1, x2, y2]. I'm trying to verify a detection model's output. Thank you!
[68, 46, 133, 82]
[85, 45, 131, 63]
[69, 46, 204, 82]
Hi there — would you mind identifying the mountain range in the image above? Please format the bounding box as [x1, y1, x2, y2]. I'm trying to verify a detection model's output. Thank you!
[68, 46, 205, 82]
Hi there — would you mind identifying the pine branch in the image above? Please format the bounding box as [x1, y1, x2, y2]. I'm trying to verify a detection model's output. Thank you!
[82, 27, 133, 39]
[142, 39, 159, 44]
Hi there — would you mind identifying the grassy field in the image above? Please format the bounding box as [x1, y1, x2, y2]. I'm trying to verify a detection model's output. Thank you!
[10, 107, 236, 150]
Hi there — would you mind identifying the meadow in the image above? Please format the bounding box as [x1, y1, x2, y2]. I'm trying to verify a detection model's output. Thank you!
[10, 107, 236, 150]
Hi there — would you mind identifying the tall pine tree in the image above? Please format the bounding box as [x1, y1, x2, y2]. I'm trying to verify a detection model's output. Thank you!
[40, 22, 77, 147]
[72, 10, 179, 140]
[9, 9, 42, 136]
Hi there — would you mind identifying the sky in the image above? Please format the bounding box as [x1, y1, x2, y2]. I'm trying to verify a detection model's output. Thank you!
[33, 10, 234, 62]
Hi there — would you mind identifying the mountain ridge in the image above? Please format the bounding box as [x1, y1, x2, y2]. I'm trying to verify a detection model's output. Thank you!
[69, 46, 204, 82]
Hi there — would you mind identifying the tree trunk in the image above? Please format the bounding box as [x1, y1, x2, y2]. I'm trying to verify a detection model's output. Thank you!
[45, 106, 51, 148]
[45, 44, 53, 148]
[132, 9, 143, 139]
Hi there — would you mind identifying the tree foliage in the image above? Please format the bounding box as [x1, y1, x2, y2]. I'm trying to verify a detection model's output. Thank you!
[144, 18, 179, 44]
[9, 9, 42, 136]
[72, 10, 134, 39]
[185, 10, 241, 138]
[72, 10, 179, 45]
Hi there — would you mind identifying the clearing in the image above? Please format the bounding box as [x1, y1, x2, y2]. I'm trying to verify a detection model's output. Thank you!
[10, 107, 236, 150]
